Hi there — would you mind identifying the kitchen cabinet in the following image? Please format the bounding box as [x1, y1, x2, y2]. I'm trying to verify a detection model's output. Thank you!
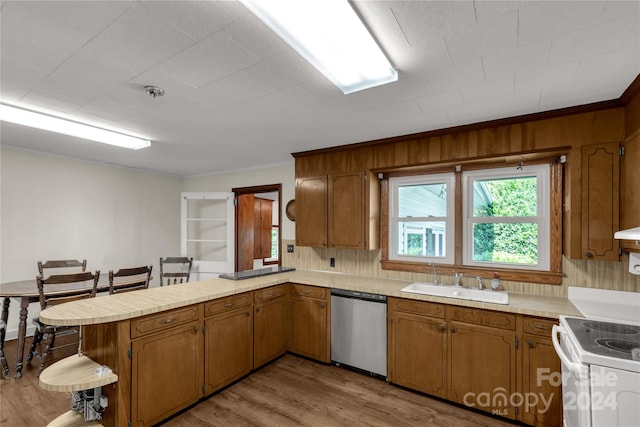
[581, 142, 620, 261]
[203, 293, 253, 395]
[295, 172, 379, 250]
[447, 306, 517, 420]
[254, 285, 287, 368]
[620, 133, 640, 252]
[253, 197, 274, 259]
[287, 284, 330, 362]
[388, 298, 447, 398]
[130, 306, 203, 426]
[521, 318, 562, 427]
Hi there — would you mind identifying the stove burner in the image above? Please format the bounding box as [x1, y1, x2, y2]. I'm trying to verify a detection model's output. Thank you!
[594, 338, 640, 355]
[583, 320, 640, 335]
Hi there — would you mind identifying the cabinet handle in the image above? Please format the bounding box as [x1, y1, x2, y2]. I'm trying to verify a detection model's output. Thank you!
[245, 310, 251, 317]
[256, 307, 261, 313]
[319, 302, 326, 308]
[450, 325, 456, 333]
[586, 252, 594, 258]
[534, 324, 549, 331]
[224, 303, 234, 307]
[438, 323, 446, 332]
[193, 326, 199, 333]
[161, 318, 176, 324]
[527, 339, 535, 348]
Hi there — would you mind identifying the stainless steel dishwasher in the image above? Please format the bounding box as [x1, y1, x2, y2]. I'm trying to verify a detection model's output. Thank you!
[331, 289, 387, 378]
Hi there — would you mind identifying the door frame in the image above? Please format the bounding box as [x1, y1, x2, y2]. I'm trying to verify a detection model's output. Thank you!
[232, 183, 282, 272]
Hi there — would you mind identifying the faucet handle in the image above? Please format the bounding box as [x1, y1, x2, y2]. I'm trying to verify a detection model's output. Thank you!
[475, 276, 484, 290]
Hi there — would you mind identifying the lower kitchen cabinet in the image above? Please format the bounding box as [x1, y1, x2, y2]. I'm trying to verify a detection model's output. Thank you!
[388, 298, 447, 398]
[521, 318, 562, 427]
[130, 307, 203, 427]
[287, 284, 330, 362]
[203, 293, 253, 395]
[254, 285, 287, 368]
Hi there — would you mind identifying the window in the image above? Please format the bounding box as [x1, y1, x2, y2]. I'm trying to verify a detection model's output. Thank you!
[389, 173, 455, 264]
[462, 165, 550, 271]
[388, 164, 552, 273]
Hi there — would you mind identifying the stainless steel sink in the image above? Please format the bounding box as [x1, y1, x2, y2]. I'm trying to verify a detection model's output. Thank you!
[401, 282, 509, 305]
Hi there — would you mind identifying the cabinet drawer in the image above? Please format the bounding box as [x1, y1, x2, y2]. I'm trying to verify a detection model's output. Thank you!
[523, 317, 557, 337]
[254, 285, 286, 303]
[448, 306, 516, 331]
[389, 297, 445, 319]
[131, 305, 201, 339]
[205, 293, 251, 317]
[290, 284, 326, 299]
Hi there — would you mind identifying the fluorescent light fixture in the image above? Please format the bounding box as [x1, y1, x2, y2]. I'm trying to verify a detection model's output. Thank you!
[0, 104, 151, 150]
[239, 0, 397, 94]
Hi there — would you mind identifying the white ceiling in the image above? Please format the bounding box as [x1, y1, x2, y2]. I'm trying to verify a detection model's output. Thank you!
[1, 1, 638, 177]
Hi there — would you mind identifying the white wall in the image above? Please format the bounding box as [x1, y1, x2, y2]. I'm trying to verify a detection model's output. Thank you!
[1, 146, 183, 338]
[183, 162, 296, 240]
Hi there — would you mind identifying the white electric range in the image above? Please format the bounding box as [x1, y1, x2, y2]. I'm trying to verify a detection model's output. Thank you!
[552, 287, 640, 427]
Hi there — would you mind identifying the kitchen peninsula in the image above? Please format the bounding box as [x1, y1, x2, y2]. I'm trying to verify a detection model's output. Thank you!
[40, 270, 581, 427]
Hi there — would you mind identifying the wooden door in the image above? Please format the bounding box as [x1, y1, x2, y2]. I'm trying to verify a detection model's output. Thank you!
[254, 295, 287, 368]
[296, 176, 327, 247]
[204, 308, 253, 394]
[237, 193, 255, 271]
[522, 334, 563, 427]
[131, 322, 202, 426]
[388, 311, 447, 398]
[448, 322, 517, 420]
[581, 142, 620, 261]
[254, 198, 273, 259]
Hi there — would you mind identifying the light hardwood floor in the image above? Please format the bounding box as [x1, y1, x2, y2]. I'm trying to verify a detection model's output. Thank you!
[0, 338, 517, 427]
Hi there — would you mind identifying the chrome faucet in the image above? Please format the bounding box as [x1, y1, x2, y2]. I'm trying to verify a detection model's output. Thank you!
[454, 272, 464, 287]
[476, 276, 484, 290]
[430, 261, 439, 286]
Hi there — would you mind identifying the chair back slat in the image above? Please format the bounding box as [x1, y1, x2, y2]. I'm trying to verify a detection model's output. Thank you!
[109, 265, 152, 294]
[37, 259, 87, 276]
[159, 257, 193, 286]
[36, 271, 99, 310]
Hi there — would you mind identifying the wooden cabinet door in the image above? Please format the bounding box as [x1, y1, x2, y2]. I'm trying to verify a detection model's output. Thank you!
[388, 311, 447, 398]
[620, 133, 640, 252]
[288, 289, 329, 362]
[521, 334, 563, 427]
[254, 295, 287, 368]
[253, 198, 273, 259]
[296, 176, 327, 247]
[448, 322, 517, 420]
[204, 308, 253, 395]
[581, 142, 620, 261]
[328, 172, 364, 249]
[131, 321, 203, 426]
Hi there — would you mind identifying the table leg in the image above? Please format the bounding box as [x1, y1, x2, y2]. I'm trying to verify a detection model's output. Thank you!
[15, 297, 29, 378]
[1, 298, 9, 379]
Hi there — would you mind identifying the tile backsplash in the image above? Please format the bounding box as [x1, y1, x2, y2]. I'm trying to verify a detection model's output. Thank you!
[282, 240, 640, 298]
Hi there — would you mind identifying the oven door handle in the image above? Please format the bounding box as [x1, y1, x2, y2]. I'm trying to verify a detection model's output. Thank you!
[551, 325, 588, 379]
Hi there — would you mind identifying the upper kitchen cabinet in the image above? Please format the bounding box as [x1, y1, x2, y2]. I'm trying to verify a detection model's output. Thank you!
[580, 142, 620, 261]
[295, 171, 379, 249]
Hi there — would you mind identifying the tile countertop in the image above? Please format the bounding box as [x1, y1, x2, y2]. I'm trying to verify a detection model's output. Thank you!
[40, 269, 582, 327]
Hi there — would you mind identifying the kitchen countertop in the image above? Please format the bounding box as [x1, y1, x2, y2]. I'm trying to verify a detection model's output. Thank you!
[40, 269, 582, 326]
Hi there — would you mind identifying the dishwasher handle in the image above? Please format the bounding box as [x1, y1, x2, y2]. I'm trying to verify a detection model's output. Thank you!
[331, 288, 387, 303]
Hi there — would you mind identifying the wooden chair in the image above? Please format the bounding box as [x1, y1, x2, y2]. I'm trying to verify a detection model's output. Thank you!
[37, 259, 87, 276]
[109, 265, 152, 294]
[0, 320, 8, 379]
[27, 271, 99, 375]
[159, 257, 193, 286]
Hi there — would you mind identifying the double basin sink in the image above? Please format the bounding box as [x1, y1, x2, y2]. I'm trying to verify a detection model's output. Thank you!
[401, 282, 509, 305]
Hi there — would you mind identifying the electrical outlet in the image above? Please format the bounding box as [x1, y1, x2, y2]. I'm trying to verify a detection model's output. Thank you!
[287, 244, 294, 253]
[330, 257, 335, 267]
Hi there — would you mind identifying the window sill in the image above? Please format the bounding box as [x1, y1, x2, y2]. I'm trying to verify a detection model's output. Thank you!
[380, 260, 563, 285]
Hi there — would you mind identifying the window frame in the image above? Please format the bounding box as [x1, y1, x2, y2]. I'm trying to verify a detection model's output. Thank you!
[461, 164, 551, 271]
[388, 173, 456, 264]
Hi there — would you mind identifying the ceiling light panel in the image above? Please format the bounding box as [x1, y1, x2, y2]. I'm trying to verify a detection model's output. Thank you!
[0, 104, 151, 150]
[239, 0, 397, 94]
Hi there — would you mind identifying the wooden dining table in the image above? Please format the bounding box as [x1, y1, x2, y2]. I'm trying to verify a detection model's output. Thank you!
[0, 273, 146, 378]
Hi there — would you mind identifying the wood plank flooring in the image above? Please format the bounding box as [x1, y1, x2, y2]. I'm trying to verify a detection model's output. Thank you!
[161, 355, 517, 427]
[1, 337, 517, 427]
